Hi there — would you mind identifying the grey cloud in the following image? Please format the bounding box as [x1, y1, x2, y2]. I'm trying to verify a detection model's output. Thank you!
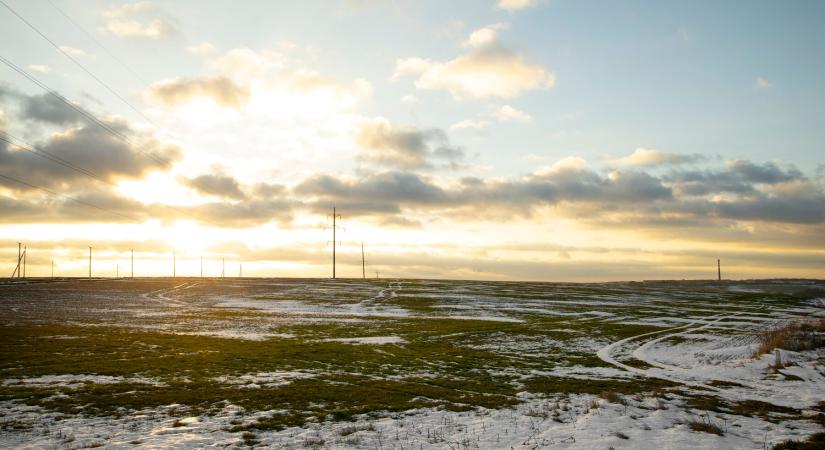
[355, 122, 465, 170]
[23, 92, 86, 125]
[182, 173, 246, 199]
[727, 160, 803, 184]
[0, 119, 182, 191]
[147, 76, 249, 108]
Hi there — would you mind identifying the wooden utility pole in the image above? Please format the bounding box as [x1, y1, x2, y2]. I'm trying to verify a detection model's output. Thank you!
[173, 251, 176, 278]
[222, 258, 225, 278]
[329, 207, 342, 279]
[116, 264, 119, 278]
[200, 256, 203, 278]
[361, 242, 366, 279]
[22, 245, 26, 278]
[16, 242, 21, 279]
[88, 246, 92, 279]
[131, 249, 134, 279]
[51, 259, 54, 278]
[239, 262, 243, 278]
[717, 259, 721, 281]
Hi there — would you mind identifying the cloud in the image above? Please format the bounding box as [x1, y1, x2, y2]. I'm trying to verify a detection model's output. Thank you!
[146, 76, 250, 109]
[400, 94, 418, 105]
[755, 77, 773, 89]
[450, 119, 488, 131]
[99, 1, 178, 40]
[181, 172, 245, 200]
[612, 148, 705, 167]
[186, 42, 217, 56]
[0, 121, 181, 191]
[495, 104, 531, 122]
[21, 92, 87, 125]
[497, 0, 536, 11]
[355, 119, 465, 170]
[58, 46, 87, 57]
[393, 26, 554, 99]
[26, 64, 50, 73]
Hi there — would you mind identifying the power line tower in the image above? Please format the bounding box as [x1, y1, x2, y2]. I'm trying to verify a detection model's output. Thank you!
[361, 242, 366, 279]
[11, 242, 22, 279]
[327, 207, 342, 279]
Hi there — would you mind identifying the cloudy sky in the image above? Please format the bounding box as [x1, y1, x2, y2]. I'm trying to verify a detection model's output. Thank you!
[1, 0, 823, 280]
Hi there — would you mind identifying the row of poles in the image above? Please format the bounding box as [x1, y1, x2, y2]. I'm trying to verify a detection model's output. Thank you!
[9, 210, 378, 280]
[9, 243, 243, 280]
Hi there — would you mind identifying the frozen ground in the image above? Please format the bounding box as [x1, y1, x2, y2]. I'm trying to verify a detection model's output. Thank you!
[0, 277, 823, 449]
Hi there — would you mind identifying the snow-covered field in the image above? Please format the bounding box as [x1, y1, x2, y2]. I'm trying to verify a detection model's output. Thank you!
[0, 277, 823, 449]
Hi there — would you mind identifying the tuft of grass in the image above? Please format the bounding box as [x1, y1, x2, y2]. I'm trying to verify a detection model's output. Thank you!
[753, 318, 825, 357]
[599, 391, 625, 404]
[338, 423, 375, 436]
[688, 415, 724, 436]
[614, 431, 629, 440]
[772, 432, 825, 449]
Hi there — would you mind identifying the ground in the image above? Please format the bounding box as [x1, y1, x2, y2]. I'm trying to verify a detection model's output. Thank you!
[0, 277, 823, 449]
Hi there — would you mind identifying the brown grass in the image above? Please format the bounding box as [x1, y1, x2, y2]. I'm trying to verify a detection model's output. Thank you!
[753, 318, 825, 357]
[688, 420, 724, 436]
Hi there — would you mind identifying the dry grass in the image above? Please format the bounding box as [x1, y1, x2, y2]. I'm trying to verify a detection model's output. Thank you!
[753, 318, 825, 357]
[688, 420, 724, 436]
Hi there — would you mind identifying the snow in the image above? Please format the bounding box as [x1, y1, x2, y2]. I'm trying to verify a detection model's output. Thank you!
[323, 336, 406, 345]
[1, 393, 819, 449]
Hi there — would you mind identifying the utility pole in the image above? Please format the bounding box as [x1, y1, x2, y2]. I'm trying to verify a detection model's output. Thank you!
[51, 259, 54, 278]
[16, 242, 21, 279]
[116, 264, 119, 278]
[222, 258, 225, 278]
[717, 259, 721, 281]
[200, 256, 203, 278]
[173, 251, 176, 278]
[361, 242, 366, 279]
[239, 262, 243, 278]
[375, 270, 379, 279]
[328, 207, 342, 279]
[22, 245, 26, 278]
[88, 246, 92, 279]
[131, 249, 134, 279]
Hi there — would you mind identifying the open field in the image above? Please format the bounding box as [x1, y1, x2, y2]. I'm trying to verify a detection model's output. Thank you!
[1, 277, 824, 449]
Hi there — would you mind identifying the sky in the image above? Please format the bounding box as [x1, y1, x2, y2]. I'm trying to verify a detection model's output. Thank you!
[0, 0, 823, 281]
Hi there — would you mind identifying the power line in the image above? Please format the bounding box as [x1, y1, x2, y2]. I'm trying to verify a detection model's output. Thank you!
[0, 54, 170, 167]
[0, 0, 158, 128]
[0, 55, 228, 229]
[0, 131, 115, 187]
[0, 172, 139, 222]
[44, 0, 150, 86]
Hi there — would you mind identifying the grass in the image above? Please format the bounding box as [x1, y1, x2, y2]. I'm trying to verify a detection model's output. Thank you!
[753, 318, 825, 357]
[772, 432, 825, 449]
[688, 418, 724, 436]
[1, 277, 823, 439]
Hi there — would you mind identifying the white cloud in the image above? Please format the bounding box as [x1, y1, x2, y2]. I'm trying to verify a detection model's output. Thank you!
[400, 94, 418, 105]
[464, 23, 508, 48]
[450, 119, 488, 130]
[535, 156, 588, 176]
[101, 19, 174, 39]
[495, 105, 531, 122]
[58, 46, 87, 57]
[27, 64, 50, 73]
[99, 1, 177, 40]
[497, 0, 536, 11]
[612, 148, 703, 167]
[755, 77, 773, 89]
[187, 42, 216, 56]
[393, 26, 554, 100]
